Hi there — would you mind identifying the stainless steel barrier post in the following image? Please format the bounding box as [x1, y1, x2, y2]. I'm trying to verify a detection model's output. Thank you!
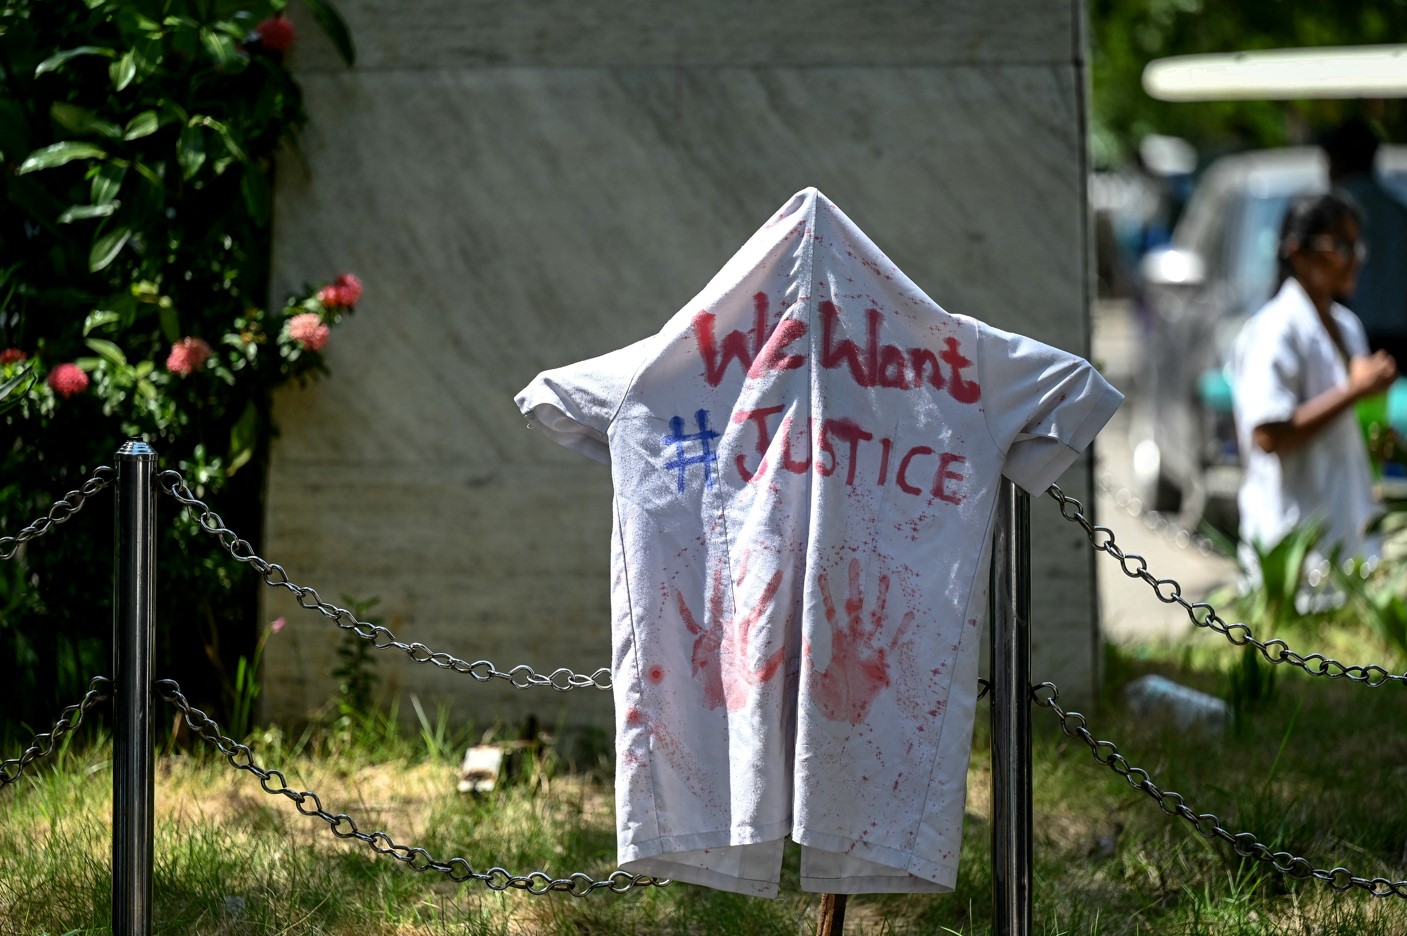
[113, 439, 157, 936]
[990, 479, 1032, 936]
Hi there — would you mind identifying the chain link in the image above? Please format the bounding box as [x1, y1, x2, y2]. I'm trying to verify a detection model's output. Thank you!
[1, 677, 111, 788]
[1033, 681, 1407, 898]
[0, 466, 116, 561]
[1094, 474, 1369, 596]
[156, 679, 667, 896]
[156, 470, 613, 692]
[1047, 484, 1407, 688]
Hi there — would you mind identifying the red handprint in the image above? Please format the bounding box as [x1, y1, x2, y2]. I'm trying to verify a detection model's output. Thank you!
[811, 559, 915, 725]
[676, 554, 787, 712]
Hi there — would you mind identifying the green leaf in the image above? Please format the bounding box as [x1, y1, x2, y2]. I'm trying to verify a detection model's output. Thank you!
[131, 161, 162, 188]
[0, 365, 36, 415]
[227, 401, 260, 476]
[301, 0, 358, 65]
[122, 111, 159, 140]
[198, 117, 247, 162]
[88, 226, 132, 272]
[59, 203, 118, 223]
[18, 141, 107, 174]
[132, 35, 164, 72]
[83, 310, 122, 335]
[34, 46, 116, 77]
[50, 103, 122, 139]
[177, 125, 205, 179]
[85, 338, 127, 367]
[157, 305, 180, 345]
[199, 28, 240, 68]
[110, 51, 137, 91]
[91, 163, 126, 205]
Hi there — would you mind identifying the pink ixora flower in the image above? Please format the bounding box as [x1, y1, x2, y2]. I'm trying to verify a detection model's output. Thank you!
[165, 337, 214, 376]
[287, 312, 330, 352]
[254, 16, 295, 52]
[0, 348, 26, 365]
[317, 273, 363, 310]
[46, 363, 89, 398]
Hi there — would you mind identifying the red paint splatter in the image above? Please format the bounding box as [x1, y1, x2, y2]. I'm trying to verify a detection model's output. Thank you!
[811, 559, 916, 725]
[676, 554, 787, 711]
[647, 665, 665, 684]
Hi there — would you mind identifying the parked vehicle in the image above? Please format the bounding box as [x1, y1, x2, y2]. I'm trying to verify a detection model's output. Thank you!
[1128, 145, 1407, 530]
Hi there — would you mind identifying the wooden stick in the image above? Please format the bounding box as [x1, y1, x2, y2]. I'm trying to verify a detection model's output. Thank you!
[816, 893, 848, 935]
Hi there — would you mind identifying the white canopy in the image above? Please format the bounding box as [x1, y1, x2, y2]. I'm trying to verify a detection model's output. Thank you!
[1143, 45, 1407, 101]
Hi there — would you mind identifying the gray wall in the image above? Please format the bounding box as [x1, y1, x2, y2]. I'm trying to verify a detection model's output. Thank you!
[261, 0, 1105, 734]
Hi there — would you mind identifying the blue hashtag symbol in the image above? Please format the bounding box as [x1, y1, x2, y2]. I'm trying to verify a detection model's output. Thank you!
[663, 409, 721, 493]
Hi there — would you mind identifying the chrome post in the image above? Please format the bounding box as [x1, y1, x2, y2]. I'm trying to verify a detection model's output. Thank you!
[113, 439, 157, 936]
[990, 478, 1032, 936]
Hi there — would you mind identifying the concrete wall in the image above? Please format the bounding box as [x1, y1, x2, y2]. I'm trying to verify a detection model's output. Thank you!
[261, 0, 1105, 735]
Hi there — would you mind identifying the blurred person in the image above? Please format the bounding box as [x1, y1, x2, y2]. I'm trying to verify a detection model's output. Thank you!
[1321, 119, 1407, 366]
[1231, 192, 1397, 593]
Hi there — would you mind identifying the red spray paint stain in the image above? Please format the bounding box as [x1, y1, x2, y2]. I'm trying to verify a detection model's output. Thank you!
[812, 559, 916, 725]
[676, 554, 786, 711]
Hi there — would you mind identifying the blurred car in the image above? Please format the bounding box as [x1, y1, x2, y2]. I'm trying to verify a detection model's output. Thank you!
[1128, 145, 1407, 530]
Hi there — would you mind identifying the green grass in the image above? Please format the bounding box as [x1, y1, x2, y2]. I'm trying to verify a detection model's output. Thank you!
[5, 622, 1407, 934]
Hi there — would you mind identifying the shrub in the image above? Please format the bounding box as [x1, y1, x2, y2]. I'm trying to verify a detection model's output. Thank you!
[0, 0, 354, 734]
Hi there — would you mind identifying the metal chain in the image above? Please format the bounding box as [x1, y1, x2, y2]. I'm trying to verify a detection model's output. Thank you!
[0, 466, 116, 560]
[1093, 474, 1371, 594]
[156, 679, 667, 896]
[1094, 473, 1221, 557]
[155, 470, 612, 692]
[1033, 681, 1407, 898]
[1046, 484, 1407, 687]
[0, 676, 112, 788]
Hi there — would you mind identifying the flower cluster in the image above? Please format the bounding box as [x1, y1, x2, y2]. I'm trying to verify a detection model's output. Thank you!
[287, 312, 331, 351]
[46, 363, 89, 398]
[254, 16, 295, 53]
[21, 272, 361, 408]
[317, 273, 363, 310]
[166, 336, 214, 376]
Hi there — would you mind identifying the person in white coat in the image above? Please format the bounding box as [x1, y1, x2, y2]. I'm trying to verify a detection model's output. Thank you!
[1232, 191, 1397, 591]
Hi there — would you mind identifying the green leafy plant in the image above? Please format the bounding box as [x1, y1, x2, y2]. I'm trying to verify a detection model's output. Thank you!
[1332, 556, 1407, 661]
[227, 613, 284, 741]
[1242, 522, 1325, 625]
[0, 0, 355, 736]
[332, 593, 380, 722]
[1222, 524, 1329, 722]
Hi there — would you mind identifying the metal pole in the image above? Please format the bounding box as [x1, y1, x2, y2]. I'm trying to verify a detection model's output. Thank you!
[990, 479, 1032, 936]
[113, 439, 156, 936]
